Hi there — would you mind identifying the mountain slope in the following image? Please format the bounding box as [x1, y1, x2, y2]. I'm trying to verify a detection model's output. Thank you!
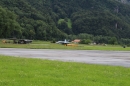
[0, 0, 130, 40]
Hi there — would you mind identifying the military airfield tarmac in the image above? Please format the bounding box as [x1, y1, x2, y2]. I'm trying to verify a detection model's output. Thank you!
[0, 48, 130, 67]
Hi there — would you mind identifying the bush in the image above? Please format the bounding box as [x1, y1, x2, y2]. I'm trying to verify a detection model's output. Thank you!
[80, 39, 92, 44]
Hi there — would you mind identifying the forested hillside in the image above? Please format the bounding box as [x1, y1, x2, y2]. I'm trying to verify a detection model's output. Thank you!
[0, 0, 130, 44]
[117, 0, 130, 4]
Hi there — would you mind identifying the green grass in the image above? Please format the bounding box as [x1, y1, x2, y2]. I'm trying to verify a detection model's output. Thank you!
[67, 19, 72, 28]
[0, 55, 130, 86]
[0, 41, 130, 51]
[83, 45, 130, 51]
[0, 39, 130, 51]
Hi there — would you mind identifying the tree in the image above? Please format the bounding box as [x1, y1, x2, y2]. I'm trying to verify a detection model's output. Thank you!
[80, 39, 92, 44]
[0, 6, 22, 38]
[108, 37, 118, 45]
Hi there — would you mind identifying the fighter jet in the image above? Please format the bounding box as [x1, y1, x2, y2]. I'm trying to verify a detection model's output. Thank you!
[56, 39, 70, 45]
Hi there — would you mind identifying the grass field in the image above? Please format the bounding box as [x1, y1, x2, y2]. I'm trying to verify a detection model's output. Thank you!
[0, 40, 130, 51]
[0, 55, 130, 86]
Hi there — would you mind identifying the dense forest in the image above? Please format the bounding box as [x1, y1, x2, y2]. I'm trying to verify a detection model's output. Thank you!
[0, 0, 130, 45]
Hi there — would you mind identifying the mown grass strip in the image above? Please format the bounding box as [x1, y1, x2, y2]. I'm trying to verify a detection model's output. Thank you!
[0, 39, 130, 51]
[0, 55, 130, 86]
[0, 43, 130, 51]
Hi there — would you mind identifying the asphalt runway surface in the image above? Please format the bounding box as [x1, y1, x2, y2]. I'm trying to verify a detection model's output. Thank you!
[0, 48, 130, 67]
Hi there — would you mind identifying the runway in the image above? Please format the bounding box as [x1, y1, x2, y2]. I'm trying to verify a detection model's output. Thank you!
[0, 48, 130, 67]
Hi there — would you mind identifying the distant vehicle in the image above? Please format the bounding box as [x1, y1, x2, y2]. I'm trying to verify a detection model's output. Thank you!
[7, 38, 32, 44]
[17, 39, 32, 44]
[56, 39, 70, 45]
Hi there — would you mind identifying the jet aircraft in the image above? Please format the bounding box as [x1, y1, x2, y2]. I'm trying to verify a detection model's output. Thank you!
[56, 39, 70, 45]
